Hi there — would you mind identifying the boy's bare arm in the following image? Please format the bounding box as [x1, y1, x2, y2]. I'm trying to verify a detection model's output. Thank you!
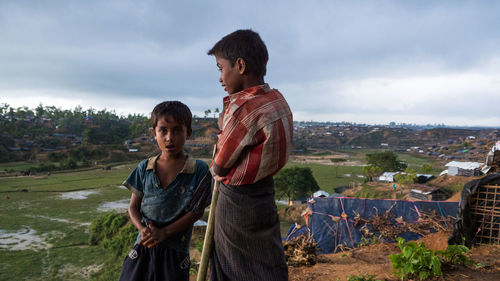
[128, 193, 151, 243]
[141, 210, 204, 248]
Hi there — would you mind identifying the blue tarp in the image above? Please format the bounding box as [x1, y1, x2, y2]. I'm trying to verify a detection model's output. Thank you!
[301, 197, 458, 253]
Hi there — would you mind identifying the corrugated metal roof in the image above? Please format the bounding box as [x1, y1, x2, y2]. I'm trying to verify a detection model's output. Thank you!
[445, 161, 483, 170]
[409, 184, 442, 195]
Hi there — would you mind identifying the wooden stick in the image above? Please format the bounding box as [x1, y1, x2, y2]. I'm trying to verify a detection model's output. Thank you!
[196, 180, 220, 281]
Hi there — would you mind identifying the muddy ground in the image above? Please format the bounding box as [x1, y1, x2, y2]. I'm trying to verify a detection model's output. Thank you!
[288, 231, 500, 281]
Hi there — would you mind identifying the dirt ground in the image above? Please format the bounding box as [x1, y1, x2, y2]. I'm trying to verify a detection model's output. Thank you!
[189, 231, 500, 281]
[288, 231, 500, 281]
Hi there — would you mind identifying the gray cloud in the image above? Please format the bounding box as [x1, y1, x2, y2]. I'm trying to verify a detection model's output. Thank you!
[1, 1, 500, 126]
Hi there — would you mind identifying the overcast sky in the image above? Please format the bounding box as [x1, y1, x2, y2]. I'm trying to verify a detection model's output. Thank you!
[1, 1, 499, 126]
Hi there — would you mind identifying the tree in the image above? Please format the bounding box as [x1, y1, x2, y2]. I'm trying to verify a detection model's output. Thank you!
[274, 167, 320, 202]
[419, 164, 433, 174]
[362, 165, 382, 182]
[394, 168, 417, 187]
[366, 151, 407, 172]
[204, 109, 211, 118]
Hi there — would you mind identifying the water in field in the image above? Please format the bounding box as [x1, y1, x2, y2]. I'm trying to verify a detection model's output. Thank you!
[97, 199, 129, 212]
[0, 227, 50, 251]
[60, 190, 99, 200]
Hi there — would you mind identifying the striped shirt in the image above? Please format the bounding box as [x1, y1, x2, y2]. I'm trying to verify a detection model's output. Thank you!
[211, 83, 293, 186]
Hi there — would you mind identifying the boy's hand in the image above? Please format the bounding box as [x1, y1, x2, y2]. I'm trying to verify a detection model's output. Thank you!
[138, 225, 152, 245]
[141, 221, 169, 248]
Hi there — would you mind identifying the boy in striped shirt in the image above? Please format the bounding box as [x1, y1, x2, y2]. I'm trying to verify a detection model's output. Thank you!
[207, 29, 293, 281]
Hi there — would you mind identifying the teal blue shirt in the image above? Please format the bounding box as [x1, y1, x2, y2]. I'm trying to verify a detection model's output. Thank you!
[123, 155, 211, 253]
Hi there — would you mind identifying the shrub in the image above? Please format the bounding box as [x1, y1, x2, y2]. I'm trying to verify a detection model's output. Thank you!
[89, 213, 137, 281]
[102, 223, 137, 257]
[89, 212, 128, 245]
[436, 244, 471, 266]
[389, 237, 441, 280]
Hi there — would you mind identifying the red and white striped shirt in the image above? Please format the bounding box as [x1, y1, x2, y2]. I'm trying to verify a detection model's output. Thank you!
[211, 84, 293, 186]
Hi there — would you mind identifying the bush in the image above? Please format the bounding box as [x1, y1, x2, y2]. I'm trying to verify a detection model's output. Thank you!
[102, 223, 137, 257]
[89, 213, 137, 281]
[89, 212, 128, 246]
[389, 237, 441, 280]
[436, 244, 472, 266]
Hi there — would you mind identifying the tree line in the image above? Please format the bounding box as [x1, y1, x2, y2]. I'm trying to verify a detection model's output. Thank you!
[0, 103, 150, 143]
[0, 103, 151, 163]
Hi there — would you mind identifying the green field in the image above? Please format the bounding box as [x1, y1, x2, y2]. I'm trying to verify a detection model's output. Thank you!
[284, 162, 364, 194]
[0, 163, 136, 281]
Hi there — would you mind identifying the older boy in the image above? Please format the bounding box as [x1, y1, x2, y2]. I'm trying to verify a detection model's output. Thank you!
[119, 101, 212, 281]
[207, 29, 293, 281]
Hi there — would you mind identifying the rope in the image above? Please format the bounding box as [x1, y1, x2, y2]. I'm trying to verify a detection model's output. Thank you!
[339, 198, 355, 247]
[436, 201, 445, 219]
[413, 202, 422, 218]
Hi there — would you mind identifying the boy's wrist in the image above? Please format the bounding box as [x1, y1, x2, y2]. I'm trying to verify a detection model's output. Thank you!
[162, 227, 171, 238]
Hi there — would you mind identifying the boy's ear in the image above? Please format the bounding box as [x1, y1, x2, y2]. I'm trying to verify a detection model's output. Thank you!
[236, 57, 246, 75]
[151, 128, 156, 137]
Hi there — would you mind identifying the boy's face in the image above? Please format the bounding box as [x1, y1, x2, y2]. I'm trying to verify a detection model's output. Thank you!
[216, 56, 244, 95]
[152, 115, 189, 158]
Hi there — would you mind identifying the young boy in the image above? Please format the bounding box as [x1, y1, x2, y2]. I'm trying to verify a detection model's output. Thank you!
[207, 29, 293, 281]
[119, 101, 212, 281]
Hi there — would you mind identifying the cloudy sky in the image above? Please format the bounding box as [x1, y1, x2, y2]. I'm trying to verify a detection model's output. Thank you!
[1, 1, 499, 126]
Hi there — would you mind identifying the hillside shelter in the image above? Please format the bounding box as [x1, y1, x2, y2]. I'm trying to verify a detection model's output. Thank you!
[444, 161, 483, 177]
[409, 184, 449, 201]
[378, 172, 399, 182]
[296, 197, 458, 254]
[416, 174, 434, 184]
[449, 173, 500, 247]
[484, 141, 500, 174]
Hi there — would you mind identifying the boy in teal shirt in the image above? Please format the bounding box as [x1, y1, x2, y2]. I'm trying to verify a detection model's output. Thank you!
[119, 101, 212, 281]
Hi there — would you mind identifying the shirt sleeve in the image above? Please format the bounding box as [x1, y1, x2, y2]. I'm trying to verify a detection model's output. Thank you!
[211, 109, 260, 177]
[122, 160, 146, 198]
[185, 160, 213, 213]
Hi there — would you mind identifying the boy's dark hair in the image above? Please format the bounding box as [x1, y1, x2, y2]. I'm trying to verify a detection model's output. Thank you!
[151, 101, 192, 134]
[208, 29, 269, 78]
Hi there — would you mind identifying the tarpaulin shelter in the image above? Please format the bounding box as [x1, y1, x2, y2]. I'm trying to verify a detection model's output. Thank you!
[297, 197, 458, 254]
[449, 173, 500, 247]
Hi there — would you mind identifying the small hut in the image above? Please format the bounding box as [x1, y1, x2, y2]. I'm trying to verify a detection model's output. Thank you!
[409, 184, 449, 201]
[449, 174, 500, 246]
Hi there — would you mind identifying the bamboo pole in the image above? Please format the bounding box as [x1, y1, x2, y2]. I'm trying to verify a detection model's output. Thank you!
[196, 180, 220, 281]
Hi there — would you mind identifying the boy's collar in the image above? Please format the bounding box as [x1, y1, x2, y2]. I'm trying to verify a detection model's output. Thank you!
[146, 154, 196, 174]
[225, 83, 271, 102]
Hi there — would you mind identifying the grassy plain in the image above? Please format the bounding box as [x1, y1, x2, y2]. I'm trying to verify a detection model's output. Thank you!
[284, 162, 364, 194]
[0, 163, 136, 281]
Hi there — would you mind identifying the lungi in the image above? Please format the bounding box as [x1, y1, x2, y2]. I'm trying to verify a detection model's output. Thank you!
[210, 177, 288, 281]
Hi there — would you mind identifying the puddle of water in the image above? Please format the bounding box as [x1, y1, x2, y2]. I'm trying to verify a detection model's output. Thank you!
[31, 215, 72, 224]
[26, 215, 90, 228]
[97, 199, 129, 212]
[60, 190, 99, 200]
[0, 227, 50, 251]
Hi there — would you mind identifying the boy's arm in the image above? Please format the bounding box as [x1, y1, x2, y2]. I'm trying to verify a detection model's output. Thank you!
[141, 210, 204, 248]
[211, 113, 261, 177]
[128, 193, 151, 243]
